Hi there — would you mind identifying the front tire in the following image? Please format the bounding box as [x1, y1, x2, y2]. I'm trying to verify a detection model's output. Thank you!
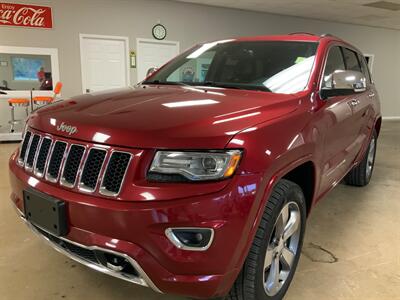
[226, 179, 306, 300]
[345, 130, 377, 186]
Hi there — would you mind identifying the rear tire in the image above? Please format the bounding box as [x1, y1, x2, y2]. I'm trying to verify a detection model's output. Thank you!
[345, 130, 377, 187]
[225, 179, 306, 300]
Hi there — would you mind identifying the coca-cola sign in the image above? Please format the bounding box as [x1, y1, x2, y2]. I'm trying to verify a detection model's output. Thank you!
[0, 2, 52, 29]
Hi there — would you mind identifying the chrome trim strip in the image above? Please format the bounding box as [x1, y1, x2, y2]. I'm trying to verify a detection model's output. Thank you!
[45, 141, 68, 183]
[43, 138, 56, 180]
[165, 227, 215, 252]
[12, 203, 162, 294]
[34, 137, 53, 178]
[99, 151, 133, 197]
[32, 136, 43, 173]
[78, 147, 108, 193]
[17, 130, 29, 166]
[18, 131, 33, 167]
[60, 144, 86, 189]
[24, 134, 41, 172]
[58, 143, 72, 184]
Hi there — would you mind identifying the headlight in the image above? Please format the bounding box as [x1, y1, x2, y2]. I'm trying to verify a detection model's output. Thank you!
[149, 150, 242, 181]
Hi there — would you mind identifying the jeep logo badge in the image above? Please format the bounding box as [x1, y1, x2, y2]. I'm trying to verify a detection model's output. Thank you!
[56, 122, 78, 135]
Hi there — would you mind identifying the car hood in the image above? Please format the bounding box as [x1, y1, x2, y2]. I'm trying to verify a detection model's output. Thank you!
[28, 85, 300, 149]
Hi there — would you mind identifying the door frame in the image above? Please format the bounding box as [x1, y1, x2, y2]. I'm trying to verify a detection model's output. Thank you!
[363, 53, 375, 73]
[136, 38, 180, 82]
[79, 33, 130, 94]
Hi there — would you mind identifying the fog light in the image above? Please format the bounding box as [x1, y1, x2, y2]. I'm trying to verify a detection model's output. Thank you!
[165, 228, 214, 251]
[103, 253, 129, 271]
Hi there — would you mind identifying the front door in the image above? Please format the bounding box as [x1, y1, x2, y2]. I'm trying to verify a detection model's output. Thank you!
[342, 49, 375, 158]
[80, 34, 129, 93]
[318, 45, 359, 193]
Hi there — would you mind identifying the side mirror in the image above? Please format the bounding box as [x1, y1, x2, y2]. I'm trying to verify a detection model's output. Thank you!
[320, 70, 367, 99]
[146, 67, 158, 77]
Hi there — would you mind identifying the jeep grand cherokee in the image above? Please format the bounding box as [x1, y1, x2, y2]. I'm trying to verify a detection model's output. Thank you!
[9, 33, 381, 300]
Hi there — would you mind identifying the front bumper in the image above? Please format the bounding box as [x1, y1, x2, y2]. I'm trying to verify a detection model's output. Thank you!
[9, 151, 264, 298]
[12, 204, 160, 291]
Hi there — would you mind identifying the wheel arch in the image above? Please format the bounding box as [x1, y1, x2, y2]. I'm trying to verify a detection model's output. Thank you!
[374, 116, 382, 137]
[281, 161, 316, 216]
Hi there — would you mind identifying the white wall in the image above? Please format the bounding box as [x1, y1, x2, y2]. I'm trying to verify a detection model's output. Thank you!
[0, 0, 399, 117]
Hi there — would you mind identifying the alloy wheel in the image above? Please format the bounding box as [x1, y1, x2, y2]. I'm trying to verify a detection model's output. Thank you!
[263, 201, 301, 296]
[366, 136, 376, 179]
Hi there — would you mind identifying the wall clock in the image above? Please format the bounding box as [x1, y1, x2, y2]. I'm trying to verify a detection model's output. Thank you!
[152, 24, 167, 40]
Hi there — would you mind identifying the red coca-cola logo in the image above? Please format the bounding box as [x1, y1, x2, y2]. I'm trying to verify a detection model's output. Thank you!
[0, 2, 52, 28]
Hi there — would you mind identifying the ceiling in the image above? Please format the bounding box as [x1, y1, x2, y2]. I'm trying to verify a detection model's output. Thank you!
[174, 0, 400, 30]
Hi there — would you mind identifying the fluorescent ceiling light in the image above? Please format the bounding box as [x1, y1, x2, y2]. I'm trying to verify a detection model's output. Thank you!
[213, 112, 261, 124]
[162, 99, 219, 108]
[187, 39, 234, 59]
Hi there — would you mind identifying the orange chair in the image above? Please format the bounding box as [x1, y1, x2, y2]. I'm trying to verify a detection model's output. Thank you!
[7, 98, 29, 133]
[33, 82, 63, 105]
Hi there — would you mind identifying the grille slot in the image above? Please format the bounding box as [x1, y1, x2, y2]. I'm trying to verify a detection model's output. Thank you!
[60, 239, 98, 263]
[79, 148, 107, 192]
[46, 141, 67, 182]
[61, 145, 85, 188]
[100, 152, 131, 196]
[34, 138, 52, 177]
[25, 134, 40, 170]
[35, 226, 97, 263]
[18, 131, 32, 164]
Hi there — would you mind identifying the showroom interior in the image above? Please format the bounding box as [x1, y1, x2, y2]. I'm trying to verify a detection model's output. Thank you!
[0, 0, 399, 299]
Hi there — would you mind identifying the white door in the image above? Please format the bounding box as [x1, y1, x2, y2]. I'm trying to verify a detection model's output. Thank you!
[136, 39, 180, 82]
[80, 34, 130, 93]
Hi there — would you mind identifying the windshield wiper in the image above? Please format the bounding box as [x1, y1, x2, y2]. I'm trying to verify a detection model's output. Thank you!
[202, 81, 240, 89]
[142, 80, 190, 87]
[201, 81, 271, 92]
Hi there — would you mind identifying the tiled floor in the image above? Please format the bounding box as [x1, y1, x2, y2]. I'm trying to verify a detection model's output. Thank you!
[0, 121, 399, 300]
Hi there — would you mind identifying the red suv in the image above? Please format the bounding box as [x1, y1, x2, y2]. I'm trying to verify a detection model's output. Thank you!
[9, 33, 381, 300]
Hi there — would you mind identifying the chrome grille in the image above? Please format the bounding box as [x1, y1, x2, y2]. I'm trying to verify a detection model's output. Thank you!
[18, 131, 32, 165]
[100, 152, 132, 196]
[46, 141, 67, 182]
[34, 138, 52, 177]
[25, 134, 40, 171]
[61, 145, 85, 188]
[18, 131, 132, 197]
[79, 148, 107, 192]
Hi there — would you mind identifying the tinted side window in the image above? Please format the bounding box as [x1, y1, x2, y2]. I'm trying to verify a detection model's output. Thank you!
[322, 46, 345, 87]
[342, 48, 362, 72]
[358, 53, 372, 83]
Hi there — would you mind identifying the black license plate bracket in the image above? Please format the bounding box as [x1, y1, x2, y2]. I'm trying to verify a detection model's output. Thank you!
[23, 189, 68, 236]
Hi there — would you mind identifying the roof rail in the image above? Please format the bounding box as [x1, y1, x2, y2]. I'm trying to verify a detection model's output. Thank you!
[288, 32, 317, 36]
[320, 33, 342, 39]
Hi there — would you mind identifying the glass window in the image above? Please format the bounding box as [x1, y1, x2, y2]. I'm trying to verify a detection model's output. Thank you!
[342, 48, 362, 72]
[322, 46, 345, 87]
[12, 57, 44, 81]
[145, 41, 318, 94]
[0, 53, 53, 91]
[358, 53, 372, 83]
[167, 51, 216, 83]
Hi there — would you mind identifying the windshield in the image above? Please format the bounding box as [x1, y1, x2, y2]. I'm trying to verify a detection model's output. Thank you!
[143, 40, 318, 94]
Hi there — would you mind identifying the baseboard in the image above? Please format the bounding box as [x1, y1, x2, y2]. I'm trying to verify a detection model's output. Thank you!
[382, 116, 400, 121]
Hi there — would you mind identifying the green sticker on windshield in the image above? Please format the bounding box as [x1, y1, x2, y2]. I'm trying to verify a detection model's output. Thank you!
[295, 57, 306, 64]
